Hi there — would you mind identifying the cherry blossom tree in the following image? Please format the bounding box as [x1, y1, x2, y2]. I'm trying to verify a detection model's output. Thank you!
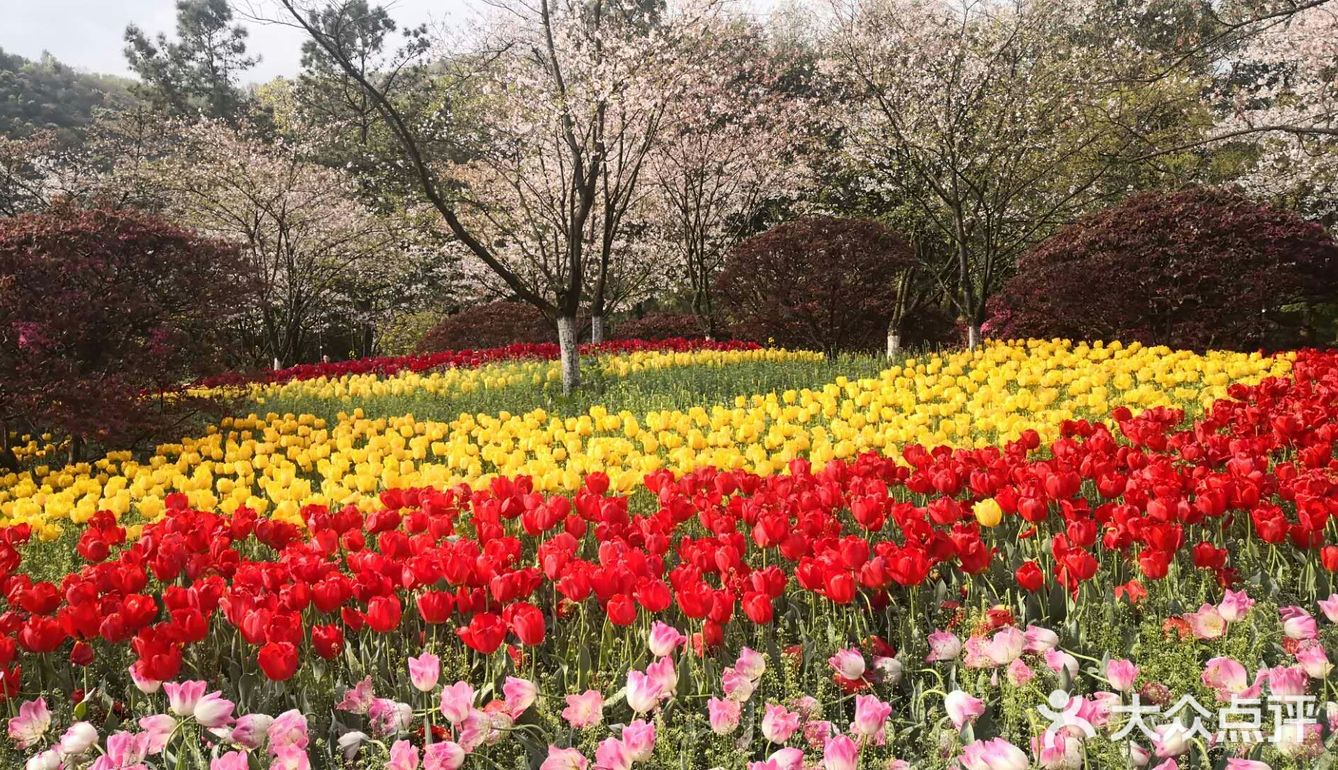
[643, 16, 812, 336]
[1222, 2, 1338, 224]
[825, 0, 1213, 348]
[142, 120, 407, 367]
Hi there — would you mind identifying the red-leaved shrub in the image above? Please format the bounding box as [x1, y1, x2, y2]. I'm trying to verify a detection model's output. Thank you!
[0, 207, 248, 453]
[714, 217, 915, 354]
[417, 301, 556, 352]
[612, 312, 709, 341]
[988, 188, 1338, 350]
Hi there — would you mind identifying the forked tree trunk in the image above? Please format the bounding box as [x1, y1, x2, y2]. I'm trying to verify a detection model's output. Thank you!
[557, 316, 581, 394]
[590, 316, 606, 344]
[966, 324, 982, 351]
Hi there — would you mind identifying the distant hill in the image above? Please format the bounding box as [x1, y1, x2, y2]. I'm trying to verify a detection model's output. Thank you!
[0, 48, 137, 143]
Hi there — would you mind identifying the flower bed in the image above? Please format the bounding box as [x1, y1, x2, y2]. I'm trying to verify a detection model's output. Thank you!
[1, 348, 1336, 768]
[199, 339, 760, 389]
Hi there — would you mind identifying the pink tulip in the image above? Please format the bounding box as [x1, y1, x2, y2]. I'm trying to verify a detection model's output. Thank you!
[1006, 658, 1035, 686]
[101, 731, 151, 769]
[735, 647, 766, 679]
[504, 677, 538, 716]
[1023, 625, 1059, 653]
[622, 719, 656, 761]
[767, 747, 804, 770]
[336, 677, 375, 715]
[230, 714, 273, 750]
[594, 737, 632, 770]
[562, 690, 604, 729]
[540, 746, 589, 770]
[958, 738, 1029, 770]
[164, 681, 207, 717]
[456, 708, 491, 752]
[721, 667, 757, 702]
[647, 621, 687, 657]
[1106, 659, 1138, 692]
[1152, 723, 1190, 757]
[439, 682, 476, 724]
[1044, 649, 1079, 678]
[211, 751, 250, 770]
[409, 652, 441, 693]
[129, 665, 162, 695]
[646, 657, 678, 697]
[761, 703, 801, 743]
[803, 719, 833, 748]
[6, 698, 50, 750]
[423, 741, 467, 770]
[985, 627, 1026, 666]
[945, 690, 985, 730]
[925, 630, 962, 662]
[1281, 606, 1318, 640]
[828, 647, 866, 680]
[1224, 760, 1271, 770]
[139, 714, 176, 754]
[1202, 657, 1249, 699]
[708, 697, 741, 735]
[851, 694, 892, 743]
[57, 722, 98, 756]
[1218, 590, 1254, 622]
[369, 698, 414, 736]
[193, 692, 236, 729]
[1032, 728, 1083, 769]
[267, 710, 310, 752]
[823, 735, 858, 770]
[388, 740, 420, 770]
[625, 670, 664, 714]
[270, 745, 312, 770]
[1318, 594, 1338, 624]
[1266, 665, 1309, 697]
[1297, 641, 1333, 678]
[1150, 760, 1179, 770]
[1184, 604, 1226, 639]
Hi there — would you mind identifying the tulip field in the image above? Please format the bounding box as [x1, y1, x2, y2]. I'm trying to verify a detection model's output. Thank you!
[2, 337, 1338, 770]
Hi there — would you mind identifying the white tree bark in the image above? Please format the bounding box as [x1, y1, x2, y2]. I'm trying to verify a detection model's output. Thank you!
[557, 315, 581, 394]
[966, 324, 981, 350]
[886, 330, 902, 360]
[590, 315, 606, 344]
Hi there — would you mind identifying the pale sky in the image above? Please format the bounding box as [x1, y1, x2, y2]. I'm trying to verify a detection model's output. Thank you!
[0, 0, 781, 83]
[0, 0, 475, 83]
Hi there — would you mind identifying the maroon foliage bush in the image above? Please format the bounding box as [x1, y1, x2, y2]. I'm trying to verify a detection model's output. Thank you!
[989, 188, 1338, 350]
[714, 217, 915, 354]
[417, 301, 556, 352]
[0, 207, 249, 453]
[612, 312, 709, 341]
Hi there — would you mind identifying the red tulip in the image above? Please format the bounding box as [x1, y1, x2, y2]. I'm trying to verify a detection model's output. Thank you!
[606, 594, 637, 627]
[1015, 561, 1044, 592]
[457, 612, 507, 655]
[365, 596, 402, 634]
[311, 625, 344, 659]
[507, 602, 546, 646]
[257, 641, 299, 681]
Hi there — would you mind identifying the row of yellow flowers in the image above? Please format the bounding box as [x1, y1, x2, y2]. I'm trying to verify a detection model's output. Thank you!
[203, 344, 823, 404]
[0, 340, 1292, 539]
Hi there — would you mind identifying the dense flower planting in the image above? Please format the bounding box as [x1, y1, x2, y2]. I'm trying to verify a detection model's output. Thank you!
[199, 339, 759, 389]
[0, 341, 1288, 538]
[0, 343, 1335, 767]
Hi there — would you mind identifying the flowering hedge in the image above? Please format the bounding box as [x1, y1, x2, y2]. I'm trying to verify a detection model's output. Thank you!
[2, 348, 1337, 767]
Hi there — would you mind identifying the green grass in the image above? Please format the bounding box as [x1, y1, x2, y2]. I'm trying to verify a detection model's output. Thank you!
[243, 353, 891, 425]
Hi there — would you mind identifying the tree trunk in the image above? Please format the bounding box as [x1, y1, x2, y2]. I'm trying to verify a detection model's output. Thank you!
[886, 329, 902, 360]
[590, 315, 606, 344]
[557, 316, 581, 395]
[966, 324, 982, 351]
